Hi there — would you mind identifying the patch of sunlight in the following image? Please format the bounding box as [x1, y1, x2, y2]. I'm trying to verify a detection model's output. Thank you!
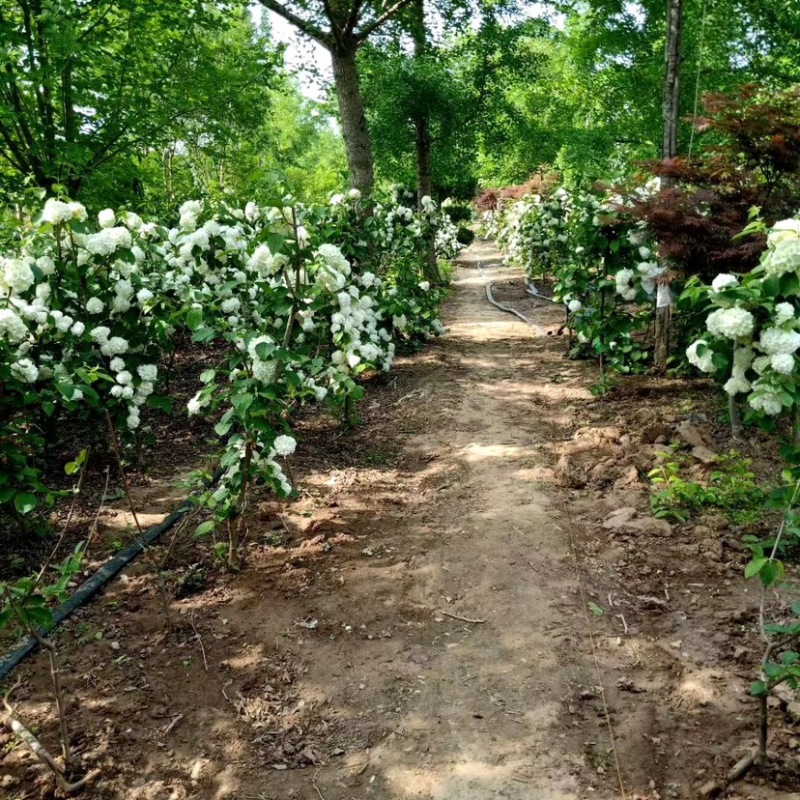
[461, 442, 532, 461]
[101, 511, 169, 530]
[671, 668, 723, 710]
[382, 759, 580, 799]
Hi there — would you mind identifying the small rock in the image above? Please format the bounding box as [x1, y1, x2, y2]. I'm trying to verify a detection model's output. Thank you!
[641, 423, 672, 444]
[677, 421, 711, 449]
[700, 538, 723, 562]
[110, 641, 120, 651]
[698, 514, 728, 532]
[692, 525, 714, 540]
[733, 646, 749, 661]
[692, 446, 718, 465]
[788, 701, 800, 723]
[602, 507, 638, 530]
[602, 507, 671, 536]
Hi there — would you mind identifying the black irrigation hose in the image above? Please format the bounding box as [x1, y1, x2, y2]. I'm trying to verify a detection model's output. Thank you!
[0, 499, 196, 682]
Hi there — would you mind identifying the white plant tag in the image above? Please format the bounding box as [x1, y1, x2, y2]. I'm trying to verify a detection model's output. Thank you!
[657, 284, 675, 308]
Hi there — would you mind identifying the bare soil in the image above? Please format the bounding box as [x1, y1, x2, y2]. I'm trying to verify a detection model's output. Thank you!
[3, 239, 800, 799]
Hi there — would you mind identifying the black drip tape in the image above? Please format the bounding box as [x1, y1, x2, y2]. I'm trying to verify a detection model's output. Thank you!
[0, 503, 191, 681]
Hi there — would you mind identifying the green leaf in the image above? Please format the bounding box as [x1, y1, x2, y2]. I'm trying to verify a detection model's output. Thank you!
[186, 308, 204, 331]
[588, 601, 604, 617]
[750, 680, 768, 697]
[231, 393, 254, 416]
[148, 395, 174, 413]
[194, 520, 215, 538]
[0, 487, 15, 504]
[14, 492, 37, 516]
[192, 326, 217, 343]
[745, 557, 768, 579]
[214, 410, 235, 437]
[761, 559, 784, 587]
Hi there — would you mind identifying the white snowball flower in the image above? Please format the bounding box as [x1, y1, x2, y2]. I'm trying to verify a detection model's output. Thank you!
[759, 327, 800, 355]
[98, 209, 116, 228]
[137, 288, 154, 304]
[348, 188, 362, 200]
[723, 375, 751, 395]
[764, 239, 800, 277]
[273, 435, 297, 456]
[749, 390, 783, 416]
[330, 193, 345, 206]
[109, 357, 125, 372]
[187, 392, 203, 416]
[774, 302, 796, 326]
[418, 281, 431, 291]
[768, 218, 800, 248]
[0, 308, 28, 342]
[771, 353, 795, 374]
[41, 198, 73, 225]
[116, 370, 133, 386]
[179, 200, 202, 231]
[68, 202, 87, 222]
[706, 307, 755, 340]
[100, 336, 129, 356]
[70, 321, 85, 337]
[686, 339, 717, 373]
[1, 258, 35, 294]
[568, 299, 582, 313]
[11, 358, 39, 383]
[90, 326, 111, 344]
[137, 364, 157, 382]
[711, 273, 739, 292]
[244, 201, 259, 223]
[124, 211, 143, 230]
[614, 268, 636, 300]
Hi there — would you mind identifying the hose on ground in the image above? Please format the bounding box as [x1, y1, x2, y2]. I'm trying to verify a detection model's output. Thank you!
[0, 473, 218, 681]
[477, 262, 546, 335]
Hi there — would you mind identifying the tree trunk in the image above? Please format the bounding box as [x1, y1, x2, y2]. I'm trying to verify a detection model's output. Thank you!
[331, 46, 375, 196]
[410, 0, 432, 203]
[662, 0, 683, 165]
[414, 117, 432, 202]
[655, 0, 683, 372]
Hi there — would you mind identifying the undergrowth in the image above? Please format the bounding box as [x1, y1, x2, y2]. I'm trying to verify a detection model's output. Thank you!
[649, 449, 766, 525]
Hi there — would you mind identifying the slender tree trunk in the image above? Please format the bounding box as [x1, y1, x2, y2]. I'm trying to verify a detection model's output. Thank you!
[655, 0, 683, 372]
[662, 0, 683, 166]
[409, 0, 438, 281]
[414, 118, 433, 201]
[410, 0, 432, 203]
[331, 45, 375, 196]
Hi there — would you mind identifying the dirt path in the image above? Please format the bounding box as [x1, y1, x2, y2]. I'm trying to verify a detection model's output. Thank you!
[326, 245, 604, 798]
[253, 242, 613, 800]
[11, 240, 745, 799]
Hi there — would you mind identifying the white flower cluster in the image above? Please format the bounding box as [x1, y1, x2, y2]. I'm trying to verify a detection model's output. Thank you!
[1, 193, 453, 513]
[686, 216, 800, 416]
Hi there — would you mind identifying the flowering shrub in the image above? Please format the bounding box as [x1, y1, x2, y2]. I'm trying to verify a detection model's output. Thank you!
[0, 190, 458, 563]
[683, 217, 800, 420]
[482, 182, 661, 374]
